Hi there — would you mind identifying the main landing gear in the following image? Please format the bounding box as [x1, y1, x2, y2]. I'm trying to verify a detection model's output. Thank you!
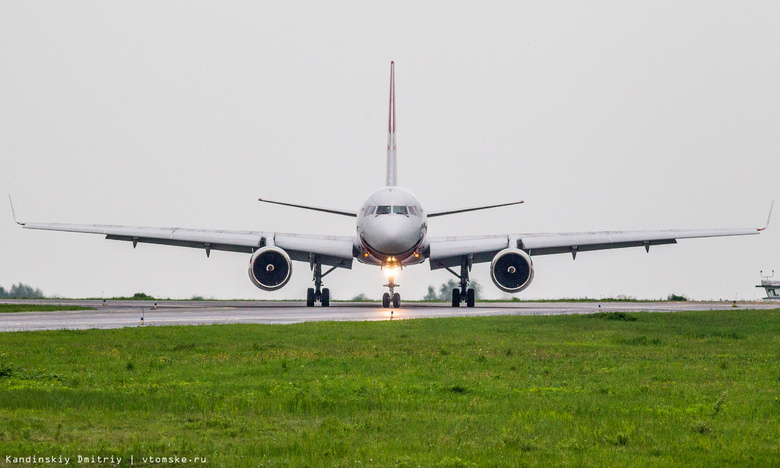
[451, 287, 475, 308]
[306, 256, 337, 307]
[445, 255, 476, 308]
[382, 275, 401, 308]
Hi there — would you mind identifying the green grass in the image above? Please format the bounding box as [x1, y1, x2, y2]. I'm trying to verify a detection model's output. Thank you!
[1, 309, 779, 466]
[0, 304, 95, 313]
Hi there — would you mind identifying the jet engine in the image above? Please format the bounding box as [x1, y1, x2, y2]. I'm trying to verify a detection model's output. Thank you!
[248, 246, 292, 291]
[490, 248, 534, 293]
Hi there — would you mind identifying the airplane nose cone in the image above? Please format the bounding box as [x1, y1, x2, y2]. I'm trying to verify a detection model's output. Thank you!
[363, 216, 421, 256]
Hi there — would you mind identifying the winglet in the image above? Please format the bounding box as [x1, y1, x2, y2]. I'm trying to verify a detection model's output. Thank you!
[8, 194, 24, 226]
[758, 199, 774, 231]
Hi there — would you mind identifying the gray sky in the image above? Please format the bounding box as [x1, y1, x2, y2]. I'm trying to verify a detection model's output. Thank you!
[2, 2, 778, 301]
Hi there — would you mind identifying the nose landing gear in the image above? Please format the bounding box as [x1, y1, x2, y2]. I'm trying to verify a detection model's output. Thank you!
[383, 276, 401, 308]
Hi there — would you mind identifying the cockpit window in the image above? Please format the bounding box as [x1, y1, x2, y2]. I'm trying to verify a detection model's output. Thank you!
[375, 205, 412, 215]
[408, 206, 418, 216]
[366, 206, 376, 215]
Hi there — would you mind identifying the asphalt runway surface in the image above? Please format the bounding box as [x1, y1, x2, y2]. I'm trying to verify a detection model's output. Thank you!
[1, 299, 779, 332]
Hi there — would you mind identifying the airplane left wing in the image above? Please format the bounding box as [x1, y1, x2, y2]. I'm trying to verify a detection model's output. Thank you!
[19, 222, 355, 268]
[428, 226, 765, 270]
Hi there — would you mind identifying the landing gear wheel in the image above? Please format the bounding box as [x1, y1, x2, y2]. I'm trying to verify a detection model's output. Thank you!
[382, 292, 390, 308]
[392, 293, 400, 308]
[452, 288, 461, 307]
[321, 288, 330, 307]
[466, 288, 475, 308]
[306, 288, 315, 307]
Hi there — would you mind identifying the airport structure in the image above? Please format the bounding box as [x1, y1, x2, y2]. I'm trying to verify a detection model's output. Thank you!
[756, 270, 780, 300]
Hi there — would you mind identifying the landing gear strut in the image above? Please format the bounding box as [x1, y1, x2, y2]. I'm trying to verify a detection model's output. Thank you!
[445, 255, 476, 308]
[306, 255, 337, 307]
[382, 276, 401, 308]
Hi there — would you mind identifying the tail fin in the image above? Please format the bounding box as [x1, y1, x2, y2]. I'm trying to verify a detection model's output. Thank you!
[386, 61, 397, 186]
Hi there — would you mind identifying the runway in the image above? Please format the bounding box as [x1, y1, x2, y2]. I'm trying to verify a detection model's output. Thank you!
[1, 299, 778, 332]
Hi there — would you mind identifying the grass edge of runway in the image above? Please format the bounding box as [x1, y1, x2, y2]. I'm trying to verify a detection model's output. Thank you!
[1, 308, 779, 466]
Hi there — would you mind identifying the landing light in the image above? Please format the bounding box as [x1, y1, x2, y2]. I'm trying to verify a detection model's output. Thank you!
[383, 266, 400, 277]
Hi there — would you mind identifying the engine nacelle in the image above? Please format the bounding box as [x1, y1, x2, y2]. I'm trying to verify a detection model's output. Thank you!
[248, 246, 292, 291]
[490, 248, 534, 293]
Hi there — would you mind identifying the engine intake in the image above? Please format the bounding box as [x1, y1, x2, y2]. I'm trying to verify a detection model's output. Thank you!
[248, 246, 292, 291]
[490, 248, 534, 293]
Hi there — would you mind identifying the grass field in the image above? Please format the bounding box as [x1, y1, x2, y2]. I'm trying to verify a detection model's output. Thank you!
[1, 309, 779, 466]
[0, 304, 95, 313]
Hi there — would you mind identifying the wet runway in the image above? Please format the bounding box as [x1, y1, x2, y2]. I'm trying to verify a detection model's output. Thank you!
[1, 299, 778, 332]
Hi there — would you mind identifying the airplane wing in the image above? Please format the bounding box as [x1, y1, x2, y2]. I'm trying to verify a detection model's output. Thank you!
[428, 227, 764, 270]
[19, 222, 355, 268]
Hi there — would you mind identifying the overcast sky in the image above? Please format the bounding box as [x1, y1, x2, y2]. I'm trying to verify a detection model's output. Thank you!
[1, 2, 778, 301]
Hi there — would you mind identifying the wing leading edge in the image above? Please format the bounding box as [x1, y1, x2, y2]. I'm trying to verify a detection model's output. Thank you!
[20, 222, 354, 269]
[428, 226, 765, 270]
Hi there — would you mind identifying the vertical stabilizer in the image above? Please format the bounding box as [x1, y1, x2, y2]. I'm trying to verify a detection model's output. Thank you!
[386, 61, 397, 186]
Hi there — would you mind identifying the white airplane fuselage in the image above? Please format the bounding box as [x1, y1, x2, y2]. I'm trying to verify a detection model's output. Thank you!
[356, 186, 427, 268]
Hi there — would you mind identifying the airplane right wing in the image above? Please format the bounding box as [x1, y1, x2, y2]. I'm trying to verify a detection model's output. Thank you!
[17, 221, 355, 268]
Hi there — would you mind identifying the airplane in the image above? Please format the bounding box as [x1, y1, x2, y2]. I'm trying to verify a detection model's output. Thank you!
[10, 62, 773, 308]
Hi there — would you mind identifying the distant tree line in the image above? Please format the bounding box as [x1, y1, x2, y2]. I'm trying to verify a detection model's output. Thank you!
[0, 283, 45, 298]
[0, 283, 45, 299]
[667, 293, 688, 301]
[424, 279, 482, 301]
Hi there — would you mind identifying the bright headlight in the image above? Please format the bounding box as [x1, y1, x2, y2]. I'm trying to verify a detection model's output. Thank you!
[383, 266, 400, 277]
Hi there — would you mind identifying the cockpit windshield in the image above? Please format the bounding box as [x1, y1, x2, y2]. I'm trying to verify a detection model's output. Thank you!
[374, 205, 414, 215]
